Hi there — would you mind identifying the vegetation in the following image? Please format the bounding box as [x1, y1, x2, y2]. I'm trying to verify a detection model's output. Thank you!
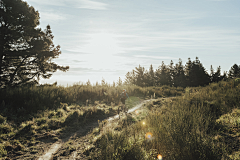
[87, 79, 240, 160]
[0, 0, 69, 88]
[0, 83, 183, 123]
[0, 100, 118, 159]
[1, 1, 240, 160]
[125, 57, 240, 88]
[0, 83, 182, 159]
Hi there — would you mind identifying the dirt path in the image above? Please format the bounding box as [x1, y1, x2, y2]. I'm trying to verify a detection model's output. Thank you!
[37, 99, 152, 160]
[38, 142, 62, 160]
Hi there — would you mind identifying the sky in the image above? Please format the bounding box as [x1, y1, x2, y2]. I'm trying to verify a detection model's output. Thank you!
[24, 0, 240, 86]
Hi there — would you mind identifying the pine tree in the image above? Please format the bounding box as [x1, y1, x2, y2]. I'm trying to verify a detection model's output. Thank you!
[173, 59, 186, 87]
[125, 71, 136, 85]
[211, 66, 222, 83]
[134, 65, 146, 87]
[168, 60, 175, 86]
[185, 58, 192, 86]
[0, 0, 69, 87]
[144, 64, 155, 86]
[210, 65, 214, 82]
[186, 57, 210, 87]
[155, 61, 171, 86]
[149, 64, 155, 86]
[228, 64, 240, 78]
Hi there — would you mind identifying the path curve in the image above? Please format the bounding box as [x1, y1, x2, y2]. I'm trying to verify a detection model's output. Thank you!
[38, 99, 153, 160]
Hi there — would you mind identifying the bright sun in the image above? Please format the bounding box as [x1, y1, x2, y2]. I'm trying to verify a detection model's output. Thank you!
[82, 32, 121, 55]
[80, 32, 125, 70]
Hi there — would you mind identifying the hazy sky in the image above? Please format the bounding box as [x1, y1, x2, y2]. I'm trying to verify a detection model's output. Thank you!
[24, 0, 240, 86]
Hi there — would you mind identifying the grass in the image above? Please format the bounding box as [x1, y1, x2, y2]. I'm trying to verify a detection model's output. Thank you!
[1, 79, 240, 159]
[0, 84, 184, 124]
[215, 108, 240, 160]
[87, 79, 240, 160]
[0, 100, 121, 159]
[125, 96, 143, 109]
[0, 83, 183, 158]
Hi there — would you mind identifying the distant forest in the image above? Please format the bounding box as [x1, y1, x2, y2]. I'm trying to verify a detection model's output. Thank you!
[124, 57, 240, 87]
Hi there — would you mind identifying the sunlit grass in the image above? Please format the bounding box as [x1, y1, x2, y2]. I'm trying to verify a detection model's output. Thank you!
[90, 80, 240, 160]
[1, 80, 240, 159]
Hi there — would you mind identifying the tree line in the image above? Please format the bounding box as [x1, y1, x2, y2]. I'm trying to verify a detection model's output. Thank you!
[125, 57, 240, 87]
[1, 0, 240, 89]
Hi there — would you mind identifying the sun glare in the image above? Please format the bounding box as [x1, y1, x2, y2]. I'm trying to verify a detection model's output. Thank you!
[79, 32, 126, 70]
[83, 32, 121, 55]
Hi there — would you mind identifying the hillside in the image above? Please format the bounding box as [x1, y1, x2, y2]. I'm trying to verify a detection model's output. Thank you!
[0, 79, 240, 159]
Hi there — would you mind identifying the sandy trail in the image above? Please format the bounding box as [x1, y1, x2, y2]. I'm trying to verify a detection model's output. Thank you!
[38, 99, 152, 160]
[38, 142, 62, 160]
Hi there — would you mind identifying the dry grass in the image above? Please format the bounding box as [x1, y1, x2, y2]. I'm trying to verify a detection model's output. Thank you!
[89, 80, 240, 160]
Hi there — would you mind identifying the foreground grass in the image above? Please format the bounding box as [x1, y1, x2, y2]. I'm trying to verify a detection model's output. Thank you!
[88, 79, 240, 160]
[0, 94, 145, 159]
[0, 83, 183, 158]
[0, 101, 118, 159]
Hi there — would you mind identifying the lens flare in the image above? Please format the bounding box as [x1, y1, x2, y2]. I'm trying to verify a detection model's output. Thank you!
[157, 154, 162, 160]
[145, 132, 153, 139]
[135, 110, 139, 115]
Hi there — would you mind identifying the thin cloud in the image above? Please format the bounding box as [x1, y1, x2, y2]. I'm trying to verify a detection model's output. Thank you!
[77, 0, 108, 10]
[134, 55, 178, 60]
[40, 12, 66, 21]
[25, 0, 108, 10]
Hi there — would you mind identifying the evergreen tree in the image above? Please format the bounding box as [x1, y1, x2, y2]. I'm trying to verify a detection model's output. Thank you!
[134, 65, 146, 87]
[185, 58, 192, 86]
[228, 64, 240, 78]
[210, 65, 215, 82]
[173, 59, 186, 87]
[125, 71, 136, 85]
[222, 71, 228, 81]
[186, 57, 210, 87]
[155, 61, 171, 86]
[210, 66, 222, 83]
[0, 0, 69, 87]
[168, 60, 175, 86]
[144, 64, 155, 86]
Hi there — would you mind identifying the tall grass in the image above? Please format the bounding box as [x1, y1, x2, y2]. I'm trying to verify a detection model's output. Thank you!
[0, 84, 183, 123]
[93, 79, 240, 160]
